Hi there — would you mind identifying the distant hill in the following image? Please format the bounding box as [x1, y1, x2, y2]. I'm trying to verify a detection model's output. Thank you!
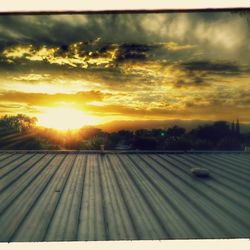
[96, 119, 250, 133]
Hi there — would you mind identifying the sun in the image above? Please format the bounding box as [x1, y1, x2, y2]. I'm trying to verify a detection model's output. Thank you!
[37, 107, 101, 130]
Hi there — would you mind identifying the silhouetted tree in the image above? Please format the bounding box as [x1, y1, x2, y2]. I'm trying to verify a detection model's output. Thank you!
[117, 130, 134, 139]
[167, 125, 186, 138]
[135, 129, 150, 137]
[191, 139, 214, 150]
[22, 138, 42, 150]
[151, 129, 167, 138]
[85, 135, 106, 150]
[190, 121, 231, 146]
[164, 137, 192, 150]
[236, 119, 240, 135]
[79, 127, 103, 140]
[0, 114, 37, 132]
[231, 120, 235, 134]
[133, 137, 157, 150]
[242, 132, 250, 147]
[0, 113, 247, 151]
[217, 137, 242, 150]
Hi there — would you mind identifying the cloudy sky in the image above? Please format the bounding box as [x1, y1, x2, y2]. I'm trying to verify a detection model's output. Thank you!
[0, 11, 250, 126]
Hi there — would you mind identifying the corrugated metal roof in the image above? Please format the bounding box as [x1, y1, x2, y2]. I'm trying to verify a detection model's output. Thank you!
[0, 151, 250, 241]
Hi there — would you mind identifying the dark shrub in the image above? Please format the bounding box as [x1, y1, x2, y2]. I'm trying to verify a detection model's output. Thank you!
[217, 137, 242, 150]
[133, 137, 157, 150]
[164, 137, 192, 150]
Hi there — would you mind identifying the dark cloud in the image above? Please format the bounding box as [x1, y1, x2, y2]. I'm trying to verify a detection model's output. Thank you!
[172, 75, 209, 88]
[0, 14, 148, 48]
[0, 12, 250, 122]
[180, 61, 241, 75]
[0, 41, 161, 70]
[115, 43, 155, 62]
[0, 12, 249, 62]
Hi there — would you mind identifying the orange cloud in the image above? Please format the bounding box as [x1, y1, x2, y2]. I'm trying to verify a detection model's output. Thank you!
[0, 91, 109, 107]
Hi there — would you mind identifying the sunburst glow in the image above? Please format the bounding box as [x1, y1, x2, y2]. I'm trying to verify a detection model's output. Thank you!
[37, 107, 101, 130]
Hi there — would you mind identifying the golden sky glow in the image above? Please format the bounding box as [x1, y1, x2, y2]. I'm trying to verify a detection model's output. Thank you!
[0, 12, 250, 130]
[37, 107, 102, 130]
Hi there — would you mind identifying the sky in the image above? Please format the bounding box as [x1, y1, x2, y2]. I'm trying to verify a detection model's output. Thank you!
[0, 11, 250, 127]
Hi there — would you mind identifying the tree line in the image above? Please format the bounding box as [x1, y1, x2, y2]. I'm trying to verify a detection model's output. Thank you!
[0, 114, 250, 150]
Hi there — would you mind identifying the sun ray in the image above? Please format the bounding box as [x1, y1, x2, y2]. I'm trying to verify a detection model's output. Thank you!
[36, 107, 101, 131]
